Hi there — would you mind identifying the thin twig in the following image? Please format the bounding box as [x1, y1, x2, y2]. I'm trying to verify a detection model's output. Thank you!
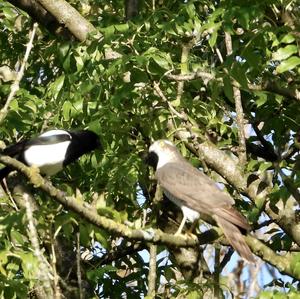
[0, 23, 38, 124]
[166, 71, 300, 102]
[24, 192, 54, 298]
[247, 260, 262, 298]
[213, 247, 221, 298]
[50, 235, 62, 299]
[153, 81, 187, 120]
[95, 242, 145, 266]
[176, 42, 193, 102]
[224, 32, 247, 166]
[147, 244, 157, 297]
[76, 232, 83, 299]
[215, 47, 224, 63]
[166, 71, 215, 82]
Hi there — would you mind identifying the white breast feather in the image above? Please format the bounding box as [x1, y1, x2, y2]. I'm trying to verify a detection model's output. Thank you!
[156, 151, 174, 169]
[24, 140, 70, 175]
[181, 205, 200, 222]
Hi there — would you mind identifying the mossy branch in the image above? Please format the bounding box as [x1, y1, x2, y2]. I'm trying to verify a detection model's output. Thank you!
[0, 155, 299, 279]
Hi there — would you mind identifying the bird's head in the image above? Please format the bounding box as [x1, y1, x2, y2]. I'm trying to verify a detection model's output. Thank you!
[72, 130, 102, 152]
[147, 139, 178, 169]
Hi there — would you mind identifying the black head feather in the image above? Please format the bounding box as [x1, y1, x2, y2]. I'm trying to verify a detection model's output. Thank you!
[64, 130, 101, 166]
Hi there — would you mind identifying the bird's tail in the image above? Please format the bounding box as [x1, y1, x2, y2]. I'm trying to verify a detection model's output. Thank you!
[0, 167, 12, 181]
[215, 215, 255, 263]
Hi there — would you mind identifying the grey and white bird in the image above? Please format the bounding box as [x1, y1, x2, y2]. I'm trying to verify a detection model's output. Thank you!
[0, 129, 101, 179]
[147, 139, 254, 263]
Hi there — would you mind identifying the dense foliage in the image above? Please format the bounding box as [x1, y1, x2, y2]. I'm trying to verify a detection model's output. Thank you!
[0, 0, 300, 298]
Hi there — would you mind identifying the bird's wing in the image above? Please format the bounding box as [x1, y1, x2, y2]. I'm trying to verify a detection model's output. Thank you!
[1, 134, 71, 157]
[1, 139, 29, 157]
[156, 162, 250, 230]
[26, 134, 71, 147]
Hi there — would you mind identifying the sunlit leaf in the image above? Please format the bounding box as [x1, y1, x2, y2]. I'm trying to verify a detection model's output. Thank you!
[276, 56, 300, 73]
[272, 45, 298, 61]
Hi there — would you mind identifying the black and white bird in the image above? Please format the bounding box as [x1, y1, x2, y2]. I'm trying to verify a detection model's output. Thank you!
[147, 139, 254, 262]
[0, 129, 101, 179]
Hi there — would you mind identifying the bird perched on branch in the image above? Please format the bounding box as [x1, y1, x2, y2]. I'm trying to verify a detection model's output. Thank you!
[147, 139, 254, 263]
[0, 129, 101, 179]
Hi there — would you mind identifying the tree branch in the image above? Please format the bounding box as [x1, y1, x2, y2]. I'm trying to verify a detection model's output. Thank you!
[171, 126, 300, 247]
[246, 235, 294, 276]
[147, 244, 157, 297]
[0, 155, 199, 248]
[153, 81, 187, 120]
[7, 0, 72, 39]
[94, 242, 145, 266]
[166, 72, 300, 102]
[23, 192, 54, 298]
[224, 32, 247, 165]
[36, 0, 96, 42]
[125, 0, 139, 20]
[76, 232, 83, 299]
[1, 155, 299, 279]
[0, 22, 37, 124]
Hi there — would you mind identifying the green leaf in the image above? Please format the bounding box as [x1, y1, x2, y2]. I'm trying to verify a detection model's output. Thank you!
[231, 65, 248, 88]
[49, 75, 65, 99]
[256, 92, 268, 107]
[208, 22, 222, 48]
[187, 290, 201, 299]
[258, 162, 272, 173]
[10, 230, 26, 246]
[79, 224, 90, 246]
[276, 56, 300, 73]
[115, 23, 129, 32]
[170, 98, 180, 107]
[272, 45, 298, 61]
[62, 101, 72, 121]
[20, 252, 38, 279]
[223, 75, 233, 102]
[87, 265, 117, 281]
[280, 34, 295, 44]
[220, 123, 227, 136]
[258, 291, 273, 299]
[74, 55, 84, 72]
[94, 229, 109, 249]
[101, 25, 115, 38]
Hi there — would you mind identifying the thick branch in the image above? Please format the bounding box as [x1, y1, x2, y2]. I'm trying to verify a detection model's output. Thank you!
[152, 81, 300, 248]
[246, 235, 293, 276]
[166, 71, 215, 82]
[0, 155, 199, 248]
[35, 0, 96, 41]
[7, 0, 71, 39]
[1, 156, 299, 279]
[172, 127, 300, 247]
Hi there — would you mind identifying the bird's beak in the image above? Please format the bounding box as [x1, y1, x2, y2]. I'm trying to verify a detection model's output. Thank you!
[144, 151, 158, 169]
